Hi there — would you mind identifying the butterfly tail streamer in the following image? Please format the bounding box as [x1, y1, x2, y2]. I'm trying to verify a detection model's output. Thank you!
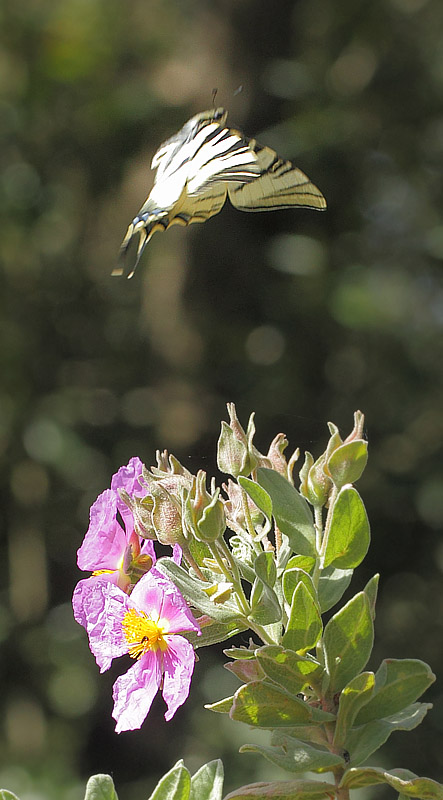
[112, 216, 158, 279]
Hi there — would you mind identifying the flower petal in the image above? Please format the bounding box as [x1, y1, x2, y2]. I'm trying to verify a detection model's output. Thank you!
[111, 456, 144, 496]
[77, 490, 126, 571]
[112, 650, 161, 732]
[72, 578, 129, 672]
[131, 571, 201, 635]
[162, 635, 195, 721]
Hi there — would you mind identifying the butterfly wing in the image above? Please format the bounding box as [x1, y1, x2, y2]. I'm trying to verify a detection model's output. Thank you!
[227, 140, 327, 212]
[115, 109, 326, 277]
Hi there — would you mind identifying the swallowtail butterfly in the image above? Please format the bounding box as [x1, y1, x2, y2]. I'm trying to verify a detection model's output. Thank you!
[114, 108, 326, 278]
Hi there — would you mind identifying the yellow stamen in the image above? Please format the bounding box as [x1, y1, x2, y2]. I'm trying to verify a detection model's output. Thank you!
[92, 569, 116, 576]
[122, 608, 169, 659]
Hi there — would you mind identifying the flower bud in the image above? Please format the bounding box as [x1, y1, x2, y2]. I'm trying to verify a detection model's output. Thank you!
[327, 439, 368, 488]
[223, 478, 263, 528]
[150, 483, 187, 548]
[324, 412, 368, 488]
[184, 470, 226, 542]
[151, 449, 193, 481]
[299, 451, 332, 507]
[217, 403, 258, 478]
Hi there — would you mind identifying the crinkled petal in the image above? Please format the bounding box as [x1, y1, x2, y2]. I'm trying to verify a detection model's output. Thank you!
[131, 571, 201, 636]
[111, 456, 144, 496]
[72, 578, 130, 672]
[111, 457, 145, 533]
[112, 650, 162, 733]
[77, 490, 126, 571]
[162, 635, 195, 721]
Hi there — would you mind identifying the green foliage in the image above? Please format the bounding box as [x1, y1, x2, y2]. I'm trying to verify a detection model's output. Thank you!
[322, 486, 370, 569]
[340, 767, 443, 798]
[223, 779, 336, 799]
[7, 406, 438, 799]
[84, 775, 119, 800]
[256, 469, 317, 557]
[147, 408, 439, 798]
[322, 591, 374, 694]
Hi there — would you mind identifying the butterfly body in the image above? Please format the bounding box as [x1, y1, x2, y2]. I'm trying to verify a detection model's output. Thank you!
[114, 108, 326, 278]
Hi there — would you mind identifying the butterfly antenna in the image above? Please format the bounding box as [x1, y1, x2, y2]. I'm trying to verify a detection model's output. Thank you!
[211, 87, 218, 107]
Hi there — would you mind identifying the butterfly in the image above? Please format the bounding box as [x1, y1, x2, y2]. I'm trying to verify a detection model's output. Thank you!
[114, 108, 326, 278]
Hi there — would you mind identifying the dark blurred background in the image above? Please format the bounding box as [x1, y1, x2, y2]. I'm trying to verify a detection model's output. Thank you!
[1, 0, 443, 797]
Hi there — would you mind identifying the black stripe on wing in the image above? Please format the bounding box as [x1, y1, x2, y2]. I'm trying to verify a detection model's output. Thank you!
[227, 144, 327, 212]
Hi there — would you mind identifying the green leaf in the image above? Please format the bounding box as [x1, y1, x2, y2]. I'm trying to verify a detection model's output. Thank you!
[241, 735, 344, 773]
[354, 658, 436, 725]
[155, 558, 244, 624]
[148, 761, 191, 800]
[333, 671, 375, 747]
[282, 568, 316, 605]
[286, 555, 315, 573]
[273, 724, 329, 747]
[322, 591, 373, 694]
[363, 573, 379, 620]
[224, 646, 256, 659]
[205, 695, 234, 714]
[249, 577, 282, 625]
[254, 551, 277, 587]
[256, 646, 323, 695]
[190, 760, 224, 800]
[230, 681, 334, 728]
[257, 468, 316, 556]
[224, 778, 336, 800]
[327, 440, 368, 488]
[344, 702, 432, 767]
[323, 486, 370, 569]
[0, 792, 21, 800]
[318, 565, 353, 612]
[341, 766, 443, 798]
[225, 658, 264, 683]
[230, 680, 313, 727]
[84, 775, 119, 800]
[282, 582, 322, 654]
[238, 476, 273, 537]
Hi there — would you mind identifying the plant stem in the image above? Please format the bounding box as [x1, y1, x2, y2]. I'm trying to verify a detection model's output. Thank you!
[318, 485, 338, 569]
[210, 537, 250, 618]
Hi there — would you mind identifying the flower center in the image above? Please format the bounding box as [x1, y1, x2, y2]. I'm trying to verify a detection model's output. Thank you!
[122, 608, 169, 659]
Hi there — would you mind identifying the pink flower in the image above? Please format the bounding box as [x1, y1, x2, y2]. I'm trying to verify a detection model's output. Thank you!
[77, 457, 155, 591]
[72, 571, 200, 731]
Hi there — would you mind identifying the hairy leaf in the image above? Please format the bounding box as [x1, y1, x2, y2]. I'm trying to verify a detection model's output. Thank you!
[257, 468, 316, 556]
